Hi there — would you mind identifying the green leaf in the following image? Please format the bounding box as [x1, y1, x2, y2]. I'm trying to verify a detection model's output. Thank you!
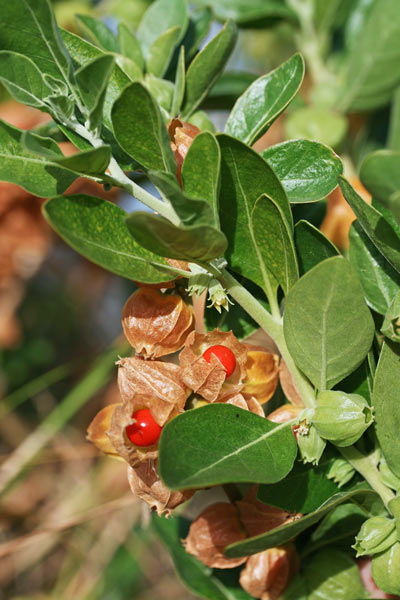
[137, 0, 188, 58]
[257, 453, 340, 514]
[193, 0, 296, 27]
[158, 403, 297, 490]
[207, 71, 257, 102]
[76, 14, 119, 53]
[117, 24, 144, 71]
[144, 73, 174, 112]
[0, 0, 72, 83]
[171, 45, 185, 116]
[205, 300, 259, 340]
[125, 211, 227, 262]
[75, 54, 115, 131]
[225, 54, 304, 146]
[225, 489, 377, 558]
[152, 515, 252, 600]
[181, 20, 238, 119]
[349, 221, 400, 315]
[181, 131, 220, 226]
[372, 542, 400, 596]
[252, 194, 299, 294]
[340, 175, 400, 275]
[284, 107, 348, 149]
[373, 341, 400, 479]
[218, 134, 291, 292]
[283, 256, 375, 391]
[261, 139, 343, 203]
[146, 26, 181, 78]
[0, 51, 53, 109]
[43, 195, 179, 284]
[337, 0, 400, 111]
[115, 55, 143, 82]
[294, 220, 339, 276]
[388, 87, 400, 151]
[360, 150, 400, 206]
[111, 82, 175, 172]
[184, 8, 212, 61]
[0, 119, 77, 197]
[61, 28, 131, 130]
[307, 503, 367, 554]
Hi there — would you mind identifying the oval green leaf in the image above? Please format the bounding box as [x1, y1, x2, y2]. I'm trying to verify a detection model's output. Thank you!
[0, 51, 52, 109]
[158, 403, 297, 490]
[146, 26, 181, 78]
[360, 149, 400, 204]
[137, 0, 188, 58]
[294, 220, 339, 276]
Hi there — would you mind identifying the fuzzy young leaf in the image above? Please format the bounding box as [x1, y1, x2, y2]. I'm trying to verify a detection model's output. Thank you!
[43, 195, 179, 284]
[137, 0, 188, 58]
[340, 175, 400, 275]
[118, 24, 144, 71]
[262, 140, 343, 203]
[75, 54, 115, 131]
[76, 14, 119, 53]
[184, 8, 212, 61]
[181, 131, 221, 226]
[252, 194, 298, 294]
[225, 54, 304, 146]
[181, 20, 238, 119]
[0, 119, 77, 197]
[294, 220, 339, 276]
[373, 341, 400, 479]
[225, 489, 377, 558]
[283, 256, 375, 391]
[159, 403, 297, 490]
[0, 51, 53, 110]
[146, 27, 181, 78]
[349, 221, 400, 315]
[111, 82, 175, 173]
[171, 45, 185, 117]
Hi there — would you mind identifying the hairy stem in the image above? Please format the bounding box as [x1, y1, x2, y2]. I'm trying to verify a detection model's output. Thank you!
[218, 268, 316, 408]
[339, 446, 395, 509]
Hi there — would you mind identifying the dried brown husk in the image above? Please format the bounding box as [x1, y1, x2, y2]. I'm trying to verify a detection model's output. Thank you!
[87, 403, 122, 457]
[168, 118, 200, 186]
[239, 544, 299, 600]
[279, 360, 305, 408]
[127, 460, 194, 516]
[236, 486, 300, 538]
[183, 502, 247, 569]
[180, 330, 248, 402]
[267, 405, 302, 424]
[122, 288, 194, 358]
[218, 392, 265, 418]
[242, 348, 279, 405]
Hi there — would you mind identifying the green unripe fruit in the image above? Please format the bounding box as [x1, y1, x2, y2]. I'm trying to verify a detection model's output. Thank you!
[372, 542, 400, 595]
[353, 516, 397, 557]
[313, 391, 373, 447]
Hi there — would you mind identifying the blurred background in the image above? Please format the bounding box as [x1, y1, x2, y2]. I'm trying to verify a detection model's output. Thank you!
[0, 0, 397, 598]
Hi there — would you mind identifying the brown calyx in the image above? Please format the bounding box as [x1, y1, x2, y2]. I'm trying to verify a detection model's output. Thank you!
[168, 118, 200, 187]
[242, 347, 279, 405]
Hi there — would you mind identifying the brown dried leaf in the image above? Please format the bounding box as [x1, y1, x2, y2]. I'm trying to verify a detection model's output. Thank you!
[236, 486, 300, 538]
[122, 288, 194, 358]
[239, 544, 298, 600]
[243, 349, 279, 405]
[183, 503, 247, 569]
[128, 460, 193, 516]
[180, 330, 247, 402]
[87, 404, 121, 457]
[279, 360, 305, 408]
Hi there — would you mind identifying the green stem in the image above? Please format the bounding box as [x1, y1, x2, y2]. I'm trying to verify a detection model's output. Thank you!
[339, 446, 395, 509]
[218, 268, 316, 408]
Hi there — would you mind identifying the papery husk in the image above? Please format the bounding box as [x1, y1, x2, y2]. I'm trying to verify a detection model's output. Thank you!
[117, 356, 188, 424]
[236, 486, 300, 538]
[218, 392, 265, 418]
[239, 544, 299, 600]
[180, 330, 247, 402]
[122, 288, 194, 358]
[87, 404, 121, 458]
[127, 460, 194, 517]
[242, 347, 279, 405]
[267, 405, 302, 424]
[168, 118, 200, 187]
[183, 502, 247, 569]
[279, 360, 305, 408]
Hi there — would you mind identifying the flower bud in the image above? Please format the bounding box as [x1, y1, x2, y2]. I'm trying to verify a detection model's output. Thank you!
[242, 348, 279, 405]
[326, 457, 355, 487]
[372, 542, 400, 596]
[381, 291, 400, 343]
[313, 391, 373, 447]
[353, 517, 398, 557]
[122, 288, 194, 358]
[297, 422, 326, 465]
[183, 503, 247, 569]
[239, 544, 298, 600]
[127, 460, 193, 516]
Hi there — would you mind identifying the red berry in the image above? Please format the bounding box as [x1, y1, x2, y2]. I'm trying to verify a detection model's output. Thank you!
[202, 344, 236, 378]
[125, 408, 162, 447]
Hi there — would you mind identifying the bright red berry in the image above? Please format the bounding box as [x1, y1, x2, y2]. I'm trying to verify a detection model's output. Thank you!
[125, 408, 162, 447]
[202, 344, 236, 378]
